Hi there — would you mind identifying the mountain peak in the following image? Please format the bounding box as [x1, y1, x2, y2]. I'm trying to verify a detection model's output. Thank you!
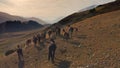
[27, 17, 48, 25]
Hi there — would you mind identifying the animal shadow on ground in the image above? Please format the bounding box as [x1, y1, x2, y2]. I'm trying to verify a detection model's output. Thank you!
[34, 45, 42, 51]
[54, 59, 72, 68]
[77, 35, 87, 39]
[18, 60, 24, 68]
[68, 41, 80, 47]
[69, 41, 80, 45]
[39, 41, 45, 48]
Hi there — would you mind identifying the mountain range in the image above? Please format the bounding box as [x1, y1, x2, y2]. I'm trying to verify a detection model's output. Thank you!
[0, 20, 43, 33]
[0, 12, 47, 25]
[0, 12, 47, 33]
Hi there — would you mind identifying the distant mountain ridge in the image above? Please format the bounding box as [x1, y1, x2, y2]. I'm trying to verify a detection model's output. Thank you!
[0, 12, 46, 33]
[27, 17, 47, 25]
[0, 12, 47, 25]
[55, 0, 120, 26]
[0, 20, 43, 33]
[0, 12, 26, 23]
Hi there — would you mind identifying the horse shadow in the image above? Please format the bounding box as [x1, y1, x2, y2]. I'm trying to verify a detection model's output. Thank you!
[77, 35, 87, 39]
[54, 59, 72, 68]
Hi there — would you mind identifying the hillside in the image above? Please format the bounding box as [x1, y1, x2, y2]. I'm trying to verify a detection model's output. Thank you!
[0, 7, 120, 68]
[0, 12, 47, 25]
[56, 0, 120, 26]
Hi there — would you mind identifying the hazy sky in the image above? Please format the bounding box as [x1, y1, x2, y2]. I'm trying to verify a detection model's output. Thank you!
[0, 0, 115, 23]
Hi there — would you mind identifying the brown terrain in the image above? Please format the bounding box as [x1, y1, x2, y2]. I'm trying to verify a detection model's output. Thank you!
[0, 1, 120, 68]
